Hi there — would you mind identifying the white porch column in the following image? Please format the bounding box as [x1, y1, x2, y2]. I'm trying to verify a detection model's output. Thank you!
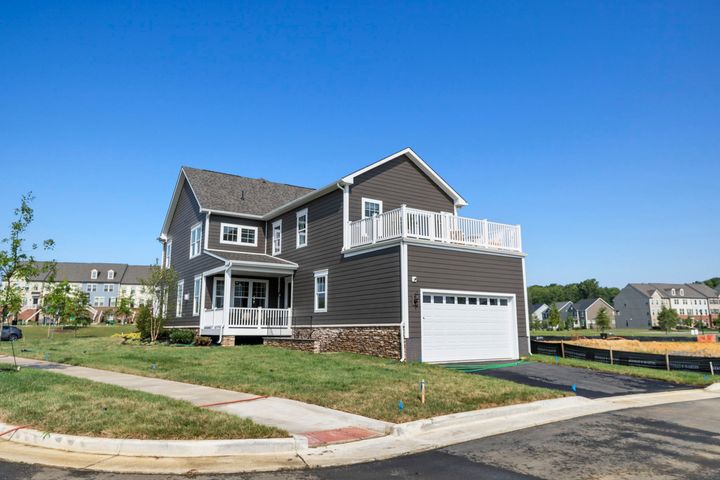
[223, 267, 232, 332]
[199, 275, 206, 327]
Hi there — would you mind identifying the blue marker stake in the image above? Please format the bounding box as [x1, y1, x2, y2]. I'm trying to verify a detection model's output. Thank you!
[151, 363, 157, 370]
[555, 355, 559, 365]
[571, 384, 577, 393]
[398, 400, 404, 412]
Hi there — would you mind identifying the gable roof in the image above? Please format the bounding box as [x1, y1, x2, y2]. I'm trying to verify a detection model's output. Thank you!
[530, 303, 548, 313]
[161, 148, 468, 236]
[183, 167, 314, 218]
[687, 283, 720, 298]
[27, 262, 153, 284]
[573, 298, 613, 312]
[554, 301, 574, 311]
[121, 265, 154, 285]
[628, 283, 715, 299]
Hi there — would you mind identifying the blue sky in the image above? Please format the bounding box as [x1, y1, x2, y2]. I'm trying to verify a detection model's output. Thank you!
[1, 1, 718, 287]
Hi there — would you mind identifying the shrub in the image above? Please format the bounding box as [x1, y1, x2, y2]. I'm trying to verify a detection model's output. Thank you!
[135, 305, 153, 340]
[111, 332, 142, 343]
[169, 329, 195, 345]
[194, 335, 213, 346]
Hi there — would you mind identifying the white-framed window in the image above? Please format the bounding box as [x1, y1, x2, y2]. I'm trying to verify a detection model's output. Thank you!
[91, 269, 98, 279]
[165, 241, 173, 268]
[296, 209, 308, 248]
[86, 284, 97, 293]
[193, 275, 201, 316]
[314, 269, 328, 313]
[176, 280, 184, 317]
[272, 220, 282, 255]
[213, 278, 224, 309]
[679, 288, 685, 296]
[109, 297, 117, 307]
[362, 198, 383, 218]
[93, 296, 105, 307]
[671, 288, 676, 296]
[232, 279, 268, 308]
[108, 270, 115, 280]
[190, 223, 203, 258]
[220, 223, 258, 246]
[103, 284, 114, 292]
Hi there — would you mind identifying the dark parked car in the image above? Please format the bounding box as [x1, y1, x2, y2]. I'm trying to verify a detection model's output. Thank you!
[1, 325, 23, 341]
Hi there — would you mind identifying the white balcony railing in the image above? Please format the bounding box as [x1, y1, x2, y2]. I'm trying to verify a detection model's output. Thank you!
[200, 307, 292, 336]
[346, 206, 522, 253]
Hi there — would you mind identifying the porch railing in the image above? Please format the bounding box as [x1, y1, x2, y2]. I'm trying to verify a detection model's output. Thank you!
[227, 307, 291, 329]
[346, 206, 522, 253]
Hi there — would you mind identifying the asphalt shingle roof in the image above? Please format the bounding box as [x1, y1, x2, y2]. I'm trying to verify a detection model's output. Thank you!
[573, 298, 607, 311]
[28, 262, 153, 284]
[122, 265, 154, 285]
[629, 283, 718, 299]
[183, 167, 314, 217]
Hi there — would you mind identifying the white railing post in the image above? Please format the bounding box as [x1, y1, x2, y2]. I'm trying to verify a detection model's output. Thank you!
[516, 224, 522, 252]
[372, 215, 378, 243]
[482, 219, 489, 248]
[400, 204, 407, 238]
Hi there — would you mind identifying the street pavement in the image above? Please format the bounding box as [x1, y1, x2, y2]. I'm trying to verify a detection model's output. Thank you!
[1, 398, 717, 479]
[473, 361, 695, 398]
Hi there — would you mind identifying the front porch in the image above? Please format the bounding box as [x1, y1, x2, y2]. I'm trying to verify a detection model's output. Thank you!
[199, 262, 294, 338]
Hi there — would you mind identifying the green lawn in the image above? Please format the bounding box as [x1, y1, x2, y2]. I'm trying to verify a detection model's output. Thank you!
[531, 328, 719, 337]
[6, 332, 567, 423]
[0, 368, 286, 439]
[529, 354, 715, 387]
[16, 324, 136, 341]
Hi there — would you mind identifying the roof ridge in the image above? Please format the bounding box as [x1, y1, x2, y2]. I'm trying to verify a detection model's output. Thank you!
[182, 166, 314, 191]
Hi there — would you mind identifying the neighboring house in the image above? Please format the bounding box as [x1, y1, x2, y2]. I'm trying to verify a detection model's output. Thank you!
[160, 148, 528, 363]
[572, 298, 615, 328]
[555, 301, 576, 324]
[3, 262, 153, 323]
[530, 303, 549, 322]
[614, 283, 716, 329]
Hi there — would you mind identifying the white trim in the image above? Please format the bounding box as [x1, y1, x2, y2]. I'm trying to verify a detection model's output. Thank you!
[189, 222, 203, 259]
[200, 208, 264, 220]
[295, 208, 308, 249]
[420, 288, 519, 362]
[165, 240, 173, 268]
[204, 213, 210, 251]
[284, 276, 292, 309]
[107, 270, 115, 280]
[219, 222, 259, 247]
[342, 148, 468, 207]
[271, 220, 282, 256]
[342, 184, 350, 250]
[212, 277, 225, 309]
[521, 257, 531, 356]
[176, 280, 184, 318]
[293, 324, 401, 328]
[193, 275, 202, 316]
[263, 181, 344, 220]
[314, 269, 328, 313]
[361, 197, 383, 218]
[343, 237, 526, 259]
[202, 265, 227, 277]
[90, 269, 98, 280]
[400, 242, 409, 339]
[230, 278, 269, 308]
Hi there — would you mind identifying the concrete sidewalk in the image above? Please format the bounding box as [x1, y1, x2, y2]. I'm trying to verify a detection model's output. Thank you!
[0, 355, 390, 440]
[1, 387, 718, 474]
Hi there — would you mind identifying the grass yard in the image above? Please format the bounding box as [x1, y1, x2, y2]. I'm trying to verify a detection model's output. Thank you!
[529, 354, 715, 387]
[15, 324, 136, 341]
[0, 367, 286, 439]
[531, 328, 719, 337]
[563, 338, 720, 357]
[5, 333, 567, 423]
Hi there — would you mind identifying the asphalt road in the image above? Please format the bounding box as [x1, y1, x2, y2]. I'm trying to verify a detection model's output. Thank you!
[2, 398, 718, 479]
[472, 361, 695, 398]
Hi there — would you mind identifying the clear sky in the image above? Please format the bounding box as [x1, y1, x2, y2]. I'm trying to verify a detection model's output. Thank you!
[1, 1, 718, 287]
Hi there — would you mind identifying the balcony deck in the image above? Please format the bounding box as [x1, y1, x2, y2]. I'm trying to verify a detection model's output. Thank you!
[346, 206, 522, 253]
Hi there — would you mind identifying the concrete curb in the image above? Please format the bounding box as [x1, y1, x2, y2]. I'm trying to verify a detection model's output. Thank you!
[0, 423, 308, 457]
[389, 396, 589, 436]
[705, 382, 720, 393]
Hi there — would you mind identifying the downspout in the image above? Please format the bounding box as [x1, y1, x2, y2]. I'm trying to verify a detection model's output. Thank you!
[400, 323, 406, 362]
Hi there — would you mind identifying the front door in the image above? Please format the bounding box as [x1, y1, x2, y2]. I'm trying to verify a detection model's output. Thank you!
[231, 279, 268, 308]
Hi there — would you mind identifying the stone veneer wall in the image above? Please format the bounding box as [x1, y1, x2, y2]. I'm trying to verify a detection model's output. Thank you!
[263, 337, 320, 353]
[289, 326, 402, 359]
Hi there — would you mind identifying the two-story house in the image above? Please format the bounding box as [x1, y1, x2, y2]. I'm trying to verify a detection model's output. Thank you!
[160, 148, 528, 363]
[614, 283, 716, 328]
[572, 298, 615, 328]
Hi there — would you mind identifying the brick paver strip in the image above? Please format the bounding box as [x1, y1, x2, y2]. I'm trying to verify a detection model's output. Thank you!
[303, 427, 384, 447]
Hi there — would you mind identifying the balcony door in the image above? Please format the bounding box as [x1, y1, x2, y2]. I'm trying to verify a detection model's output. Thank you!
[231, 279, 268, 308]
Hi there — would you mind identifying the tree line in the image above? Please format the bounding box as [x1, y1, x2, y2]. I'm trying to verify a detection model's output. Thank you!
[528, 278, 619, 306]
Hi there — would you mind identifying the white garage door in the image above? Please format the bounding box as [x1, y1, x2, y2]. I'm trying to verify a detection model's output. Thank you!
[421, 290, 518, 363]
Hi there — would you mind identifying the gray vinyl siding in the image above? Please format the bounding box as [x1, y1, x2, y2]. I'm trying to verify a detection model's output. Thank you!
[613, 287, 652, 329]
[406, 245, 528, 361]
[349, 153, 455, 221]
[207, 214, 267, 254]
[268, 190, 401, 327]
[166, 182, 223, 328]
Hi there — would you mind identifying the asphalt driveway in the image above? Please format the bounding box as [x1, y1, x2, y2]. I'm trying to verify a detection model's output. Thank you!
[472, 361, 694, 398]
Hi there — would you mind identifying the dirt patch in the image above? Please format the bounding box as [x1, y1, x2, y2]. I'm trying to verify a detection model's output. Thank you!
[562, 339, 720, 357]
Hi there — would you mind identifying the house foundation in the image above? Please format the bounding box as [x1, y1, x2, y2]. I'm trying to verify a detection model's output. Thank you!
[269, 326, 402, 359]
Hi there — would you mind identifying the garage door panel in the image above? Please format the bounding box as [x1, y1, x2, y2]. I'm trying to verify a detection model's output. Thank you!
[421, 290, 517, 363]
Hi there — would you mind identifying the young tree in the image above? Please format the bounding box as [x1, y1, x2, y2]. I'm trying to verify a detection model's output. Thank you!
[595, 307, 611, 332]
[547, 303, 561, 330]
[694, 318, 706, 334]
[683, 314, 693, 328]
[657, 306, 680, 334]
[564, 310, 575, 330]
[0, 193, 54, 324]
[140, 264, 178, 342]
[42, 281, 90, 332]
[113, 295, 134, 324]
